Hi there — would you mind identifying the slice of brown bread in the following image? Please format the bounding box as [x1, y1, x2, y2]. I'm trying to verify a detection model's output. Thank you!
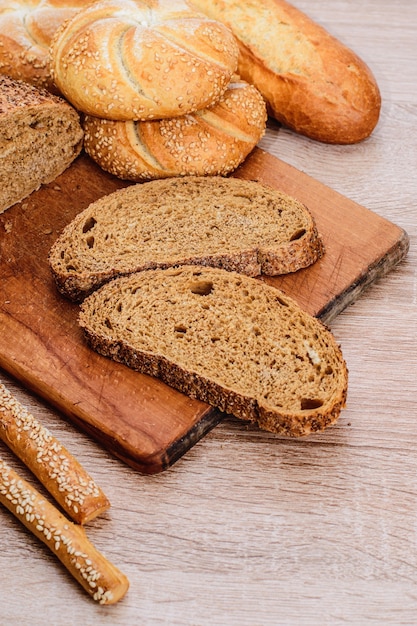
[0, 76, 83, 213]
[49, 176, 324, 302]
[79, 266, 348, 436]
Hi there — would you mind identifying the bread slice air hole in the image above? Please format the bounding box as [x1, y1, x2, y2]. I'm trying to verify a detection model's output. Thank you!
[290, 228, 307, 241]
[86, 236, 94, 249]
[82, 216, 97, 233]
[276, 296, 289, 307]
[189, 280, 213, 296]
[301, 398, 324, 410]
[104, 317, 112, 329]
[174, 324, 187, 334]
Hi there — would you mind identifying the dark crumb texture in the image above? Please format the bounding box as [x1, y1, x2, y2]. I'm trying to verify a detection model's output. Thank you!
[0, 76, 83, 213]
[79, 266, 348, 437]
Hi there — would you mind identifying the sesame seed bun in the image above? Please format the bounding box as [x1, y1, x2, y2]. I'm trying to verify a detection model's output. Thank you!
[50, 0, 239, 120]
[83, 77, 267, 180]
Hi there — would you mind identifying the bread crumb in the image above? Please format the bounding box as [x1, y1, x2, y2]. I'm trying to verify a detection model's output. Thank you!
[3, 220, 12, 233]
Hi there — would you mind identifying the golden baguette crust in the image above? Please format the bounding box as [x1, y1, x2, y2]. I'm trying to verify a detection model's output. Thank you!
[0, 383, 110, 525]
[0, 76, 83, 214]
[49, 176, 324, 302]
[79, 266, 348, 437]
[0, 457, 129, 604]
[0, 0, 85, 92]
[50, 0, 239, 120]
[190, 0, 381, 144]
[82, 77, 267, 181]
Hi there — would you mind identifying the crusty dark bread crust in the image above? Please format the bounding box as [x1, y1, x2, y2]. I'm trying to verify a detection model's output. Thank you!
[79, 266, 348, 437]
[190, 0, 381, 144]
[49, 176, 324, 302]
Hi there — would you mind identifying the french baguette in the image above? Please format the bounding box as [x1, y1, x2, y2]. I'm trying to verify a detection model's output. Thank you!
[49, 0, 239, 121]
[0, 457, 129, 604]
[0, 383, 110, 525]
[190, 0, 381, 144]
[83, 77, 267, 181]
[79, 266, 348, 437]
[49, 176, 324, 302]
[0, 76, 83, 214]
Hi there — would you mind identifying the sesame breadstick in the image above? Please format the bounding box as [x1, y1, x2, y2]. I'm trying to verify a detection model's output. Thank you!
[0, 383, 110, 524]
[0, 456, 129, 604]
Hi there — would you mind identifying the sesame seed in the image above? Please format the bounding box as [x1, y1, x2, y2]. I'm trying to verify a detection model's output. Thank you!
[50, 2, 238, 120]
[83, 74, 266, 181]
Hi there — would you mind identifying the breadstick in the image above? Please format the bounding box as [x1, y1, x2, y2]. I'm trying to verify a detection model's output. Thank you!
[0, 457, 129, 604]
[0, 383, 109, 524]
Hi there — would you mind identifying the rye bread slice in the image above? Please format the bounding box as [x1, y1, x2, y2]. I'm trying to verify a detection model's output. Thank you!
[79, 266, 347, 437]
[49, 176, 324, 302]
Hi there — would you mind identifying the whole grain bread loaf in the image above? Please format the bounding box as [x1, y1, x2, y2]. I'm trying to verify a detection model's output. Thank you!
[83, 77, 267, 181]
[49, 176, 324, 302]
[79, 265, 348, 436]
[0, 76, 83, 214]
[190, 0, 381, 144]
[50, 0, 239, 121]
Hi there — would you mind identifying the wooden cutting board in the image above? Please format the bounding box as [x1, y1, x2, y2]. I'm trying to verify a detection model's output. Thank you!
[0, 149, 409, 473]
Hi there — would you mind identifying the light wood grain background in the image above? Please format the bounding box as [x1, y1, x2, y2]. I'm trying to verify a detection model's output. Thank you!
[1, 1, 416, 624]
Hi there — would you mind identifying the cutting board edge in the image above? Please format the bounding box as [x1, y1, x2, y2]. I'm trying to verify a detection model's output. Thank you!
[317, 226, 410, 323]
[0, 357, 223, 474]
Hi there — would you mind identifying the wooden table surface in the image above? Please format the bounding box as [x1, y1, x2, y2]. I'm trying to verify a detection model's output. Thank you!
[1, 1, 416, 624]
